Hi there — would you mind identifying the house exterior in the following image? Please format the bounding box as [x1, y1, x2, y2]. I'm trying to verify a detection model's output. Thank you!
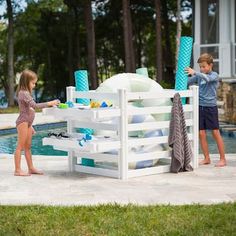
[193, 0, 236, 79]
[193, 0, 236, 123]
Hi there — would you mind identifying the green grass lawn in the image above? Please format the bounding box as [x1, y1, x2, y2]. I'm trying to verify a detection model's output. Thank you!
[0, 106, 42, 114]
[0, 106, 19, 113]
[0, 203, 235, 235]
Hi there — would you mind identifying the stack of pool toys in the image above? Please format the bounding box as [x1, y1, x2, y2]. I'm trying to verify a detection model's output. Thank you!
[90, 101, 113, 108]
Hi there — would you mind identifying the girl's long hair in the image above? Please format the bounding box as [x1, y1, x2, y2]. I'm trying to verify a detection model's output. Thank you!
[16, 70, 38, 96]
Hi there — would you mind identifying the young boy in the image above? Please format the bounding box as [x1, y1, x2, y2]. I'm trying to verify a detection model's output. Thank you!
[185, 53, 226, 167]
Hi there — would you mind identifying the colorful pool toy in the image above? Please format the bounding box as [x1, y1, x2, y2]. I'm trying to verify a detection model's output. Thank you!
[58, 103, 69, 109]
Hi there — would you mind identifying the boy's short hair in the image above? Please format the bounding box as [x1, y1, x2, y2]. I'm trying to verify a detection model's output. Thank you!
[197, 53, 214, 65]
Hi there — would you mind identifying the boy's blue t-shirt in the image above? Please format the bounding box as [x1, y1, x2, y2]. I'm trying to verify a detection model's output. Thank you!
[188, 71, 219, 107]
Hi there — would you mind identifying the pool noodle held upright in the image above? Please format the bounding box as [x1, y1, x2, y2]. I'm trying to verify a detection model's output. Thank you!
[74, 70, 94, 167]
[175, 36, 193, 104]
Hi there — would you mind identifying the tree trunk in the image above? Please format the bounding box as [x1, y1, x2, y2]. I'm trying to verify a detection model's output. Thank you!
[162, 0, 174, 85]
[67, 7, 74, 85]
[6, 0, 15, 106]
[154, 0, 163, 83]
[73, 6, 81, 70]
[122, 0, 135, 72]
[176, 0, 182, 68]
[84, 0, 98, 89]
[127, 1, 135, 72]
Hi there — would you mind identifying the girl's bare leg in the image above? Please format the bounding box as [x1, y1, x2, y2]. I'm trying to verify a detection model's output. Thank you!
[14, 122, 31, 176]
[25, 126, 43, 175]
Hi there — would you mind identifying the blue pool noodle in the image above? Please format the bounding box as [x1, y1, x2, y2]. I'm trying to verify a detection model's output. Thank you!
[175, 36, 193, 103]
[74, 70, 94, 167]
[74, 70, 90, 105]
[136, 67, 149, 77]
[74, 69, 93, 134]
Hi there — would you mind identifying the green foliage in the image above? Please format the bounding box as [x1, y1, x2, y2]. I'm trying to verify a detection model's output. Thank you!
[0, 0, 192, 102]
[0, 203, 236, 235]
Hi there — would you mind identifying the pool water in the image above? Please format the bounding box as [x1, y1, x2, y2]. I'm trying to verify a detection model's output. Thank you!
[0, 128, 67, 156]
[0, 128, 235, 155]
[201, 131, 236, 154]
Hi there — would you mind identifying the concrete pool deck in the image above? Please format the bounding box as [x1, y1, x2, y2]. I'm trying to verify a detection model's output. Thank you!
[0, 153, 236, 206]
[0, 113, 236, 206]
[0, 112, 62, 130]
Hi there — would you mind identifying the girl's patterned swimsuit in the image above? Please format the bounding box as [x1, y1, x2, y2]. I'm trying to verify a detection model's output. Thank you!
[16, 90, 48, 127]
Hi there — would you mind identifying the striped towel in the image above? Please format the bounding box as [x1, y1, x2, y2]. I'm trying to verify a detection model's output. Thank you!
[168, 93, 193, 173]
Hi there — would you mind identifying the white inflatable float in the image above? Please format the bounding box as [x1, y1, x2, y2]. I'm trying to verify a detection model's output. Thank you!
[95, 73, 171, 169]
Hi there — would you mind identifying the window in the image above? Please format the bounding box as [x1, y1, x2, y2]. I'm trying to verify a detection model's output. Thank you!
[201, 0, 219, 44]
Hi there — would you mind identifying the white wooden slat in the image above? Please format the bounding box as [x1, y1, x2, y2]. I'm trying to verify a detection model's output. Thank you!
[43, 107, 97, 120]
[190, 85, 199, 169]
[43, 137, 95, 153]
[93, 108, 121, 119]
[128, 150, 171, 162]
[72, 120, 118, 131]
[127, 165, 171, 178]
[126, 90, 193, 100]
[127, 104, 193, 115]
[128, 134, 193, 146]
[43, 107, 121, 121]
[43, 137, 121, 153]
[74, 165, 119, 178]
[74, 152, 118, 163]
[73, 91, 119, 100]
[127, 119, 193, 131]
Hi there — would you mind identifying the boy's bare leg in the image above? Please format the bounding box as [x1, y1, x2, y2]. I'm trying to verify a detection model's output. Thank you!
[199, 130, 211, 164]
[212, 129, 226, 167]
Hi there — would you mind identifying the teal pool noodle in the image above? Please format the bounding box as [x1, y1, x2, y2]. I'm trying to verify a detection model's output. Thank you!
[175, 37, 193, 103]
[136, 67, 149, 77]
[74, 70, 94, 166]
[74, 70, 90, 105]
[175, 36, 193, 90]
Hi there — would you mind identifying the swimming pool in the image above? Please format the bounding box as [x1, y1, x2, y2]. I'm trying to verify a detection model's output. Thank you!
[204, 130, 236, 154]
[0, 128, 235, 155]
[0, 128, 67, 156]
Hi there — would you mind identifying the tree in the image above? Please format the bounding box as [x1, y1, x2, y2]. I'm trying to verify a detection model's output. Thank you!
[154, 0, 162, 83]
[122, 0, 135, 72]
[176, 0, 182, 67]
[63, 0, 82, 85]
[162, 0, 174, 85]
[84, 0, 98, 89]
[6, 0, 15, 106]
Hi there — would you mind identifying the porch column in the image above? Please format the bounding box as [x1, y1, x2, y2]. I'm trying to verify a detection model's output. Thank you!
[193, 0, 201, 70]
[219, 0, 231, 77]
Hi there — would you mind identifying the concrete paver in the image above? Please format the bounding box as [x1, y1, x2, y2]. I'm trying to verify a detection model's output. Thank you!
[0, 153, 235, 206]
[0, 112, 62, 130]
[0, 113, 235, 206]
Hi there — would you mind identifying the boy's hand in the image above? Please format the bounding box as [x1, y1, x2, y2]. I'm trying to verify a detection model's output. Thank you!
[185, 67, 195, 76]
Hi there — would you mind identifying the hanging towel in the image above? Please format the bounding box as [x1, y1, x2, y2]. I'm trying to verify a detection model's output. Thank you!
[168, 93, 193, 173]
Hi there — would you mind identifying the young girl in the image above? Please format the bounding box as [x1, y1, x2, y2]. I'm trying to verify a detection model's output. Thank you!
[14, 69, 60, 176]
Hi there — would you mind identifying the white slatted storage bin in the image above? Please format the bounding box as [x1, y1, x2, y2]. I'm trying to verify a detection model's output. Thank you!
[42, 85, 199, 179]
